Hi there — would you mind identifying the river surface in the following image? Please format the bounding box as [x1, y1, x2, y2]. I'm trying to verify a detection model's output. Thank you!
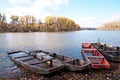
[0, 30, 120, 77]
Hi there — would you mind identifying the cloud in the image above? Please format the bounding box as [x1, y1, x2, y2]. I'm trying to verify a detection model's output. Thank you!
[8, 0, 33, 5]
[6, 0, 69, 22]
[109, 13, 120, 21]
[79, 17, 95, 22]
[33, 0, 69, 9]
[5, 6, 50, 22]
[77, 12, 120, 28]
[8, 0, 15, 4]
[77, 17, 105, 28]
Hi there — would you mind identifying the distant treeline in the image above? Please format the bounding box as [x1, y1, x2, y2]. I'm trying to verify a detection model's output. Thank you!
[81, 28, 96, 30]
[0, 13, 80, 32]
[98, 21, 120, 30]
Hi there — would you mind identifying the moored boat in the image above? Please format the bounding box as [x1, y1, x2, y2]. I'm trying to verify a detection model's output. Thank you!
[91, 42, 120, 62]
[82, 42, 110, 69]
[7, 51, 64, 74]
[82, 42, 94, 49]
[29, 50, 91, 71]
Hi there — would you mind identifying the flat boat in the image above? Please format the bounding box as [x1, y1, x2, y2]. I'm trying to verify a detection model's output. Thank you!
[29, 50, 91, 71]
[82, 42, 110, 69]
[7, 51, 64, 74]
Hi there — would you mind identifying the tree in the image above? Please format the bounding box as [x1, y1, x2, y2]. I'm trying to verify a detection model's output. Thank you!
[0, 13, 6, 32]
[1, 13, 81, 32]
[38, 19, 42, 31]
[19, 15, 36, 32]
[98, 21, 120, 30]
[45, 16, 80, 31]
[10, 15, 19, 24]
[10, 15, 20, 32]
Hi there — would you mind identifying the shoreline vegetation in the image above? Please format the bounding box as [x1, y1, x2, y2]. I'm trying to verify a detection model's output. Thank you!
[1, 13, 120, 32]
[98, 21, 120, 30]
[0, 13, 80, 32]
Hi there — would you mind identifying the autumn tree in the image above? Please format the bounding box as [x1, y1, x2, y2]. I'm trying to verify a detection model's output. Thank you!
[0, 13, 6, 32]
[10, 15, 19, 24]
[19, 15, 36, 32]
[45, 16, 80, 31]
[10, 15, 20, 32]
[37, 19, 42, 31]
[98, 21, 120, 30]
[0, 14, 81, 32]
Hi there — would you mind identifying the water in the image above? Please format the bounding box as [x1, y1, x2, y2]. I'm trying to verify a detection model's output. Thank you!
[0, 30, 120, 77]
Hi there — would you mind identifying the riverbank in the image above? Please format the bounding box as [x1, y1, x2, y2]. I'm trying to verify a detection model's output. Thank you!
[1, 61, 120, 80]
[0, 31, 120, 80]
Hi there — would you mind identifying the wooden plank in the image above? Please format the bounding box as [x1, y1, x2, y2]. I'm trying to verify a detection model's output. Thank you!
[102, 51, 120, 53]
[16, 56, 34, 61]
[7, 51, 23, 54]
[82, 49, 97, 50]
[89, 58, 101, 64]
[30, 59, 53, 65]
[21, 57, 35, 62]
[14, 55, 29, 59]
[87, 56, 104, 58]
[92, 64, 104, 65]
[25, 58, 40, 64]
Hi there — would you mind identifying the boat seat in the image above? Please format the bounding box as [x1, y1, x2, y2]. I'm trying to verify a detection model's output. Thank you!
[88, 56, 104, 58]
[89, 58, 101, 64]
[10, 52, 29, 58]
[35, 52, 47, 60]
[16, 56, 34, 61]
[43, 55, 53, 60]
[88, 56, 104, 64]
[36, 52, 47, 56]
[30, 59, 53, 67]
[13, 55, 29, 59]
[21, 57, 35, 62]
[36, 52, 53, 60]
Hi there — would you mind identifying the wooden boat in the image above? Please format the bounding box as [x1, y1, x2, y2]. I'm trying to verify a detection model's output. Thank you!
[29, 50, 91, 71]
[7, 51, 64, 74]
[82, 42, 94, 49]
[82, 43, 110, 69]
[91, 42, 120, 62]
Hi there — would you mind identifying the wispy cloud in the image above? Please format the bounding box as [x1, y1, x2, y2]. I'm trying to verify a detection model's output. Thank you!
[109, 12, 120, 21]
[77, 12, 120, 28]
[33, 0, 69, 9]
[79, 17, 95, 22]
[5, 0, 69, 22]
[77, 17, 105, 28]
[8, 0, 33, 5]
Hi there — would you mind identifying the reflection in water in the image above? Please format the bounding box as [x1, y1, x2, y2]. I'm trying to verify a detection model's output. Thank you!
[0, 30, 120, 76]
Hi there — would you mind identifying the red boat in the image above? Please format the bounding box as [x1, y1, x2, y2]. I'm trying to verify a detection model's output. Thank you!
[82, 42, 94, 49]
[82, 42, 110, 69]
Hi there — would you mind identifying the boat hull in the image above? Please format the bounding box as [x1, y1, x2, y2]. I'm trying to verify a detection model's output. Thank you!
[41, 51, 91, 71]
[82, 43, 110, 69]
[8, 51, 64, 74]
[91, 43, 120, 62]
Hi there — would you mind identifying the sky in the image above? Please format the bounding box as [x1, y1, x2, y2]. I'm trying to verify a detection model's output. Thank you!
[0, 0, 120, 28]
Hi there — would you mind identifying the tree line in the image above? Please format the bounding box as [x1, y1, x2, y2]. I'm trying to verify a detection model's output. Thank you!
[98, 21, 120, 30]
[0, 13, 80, 32]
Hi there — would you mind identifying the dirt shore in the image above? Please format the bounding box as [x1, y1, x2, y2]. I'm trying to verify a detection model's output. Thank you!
[1, 61, 120, 80]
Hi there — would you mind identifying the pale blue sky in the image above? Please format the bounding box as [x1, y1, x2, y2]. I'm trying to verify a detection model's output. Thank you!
[0, 0, 120, 27]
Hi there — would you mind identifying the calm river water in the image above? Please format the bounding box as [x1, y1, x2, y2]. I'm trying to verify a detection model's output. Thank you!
[0, 30, 120, 77]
